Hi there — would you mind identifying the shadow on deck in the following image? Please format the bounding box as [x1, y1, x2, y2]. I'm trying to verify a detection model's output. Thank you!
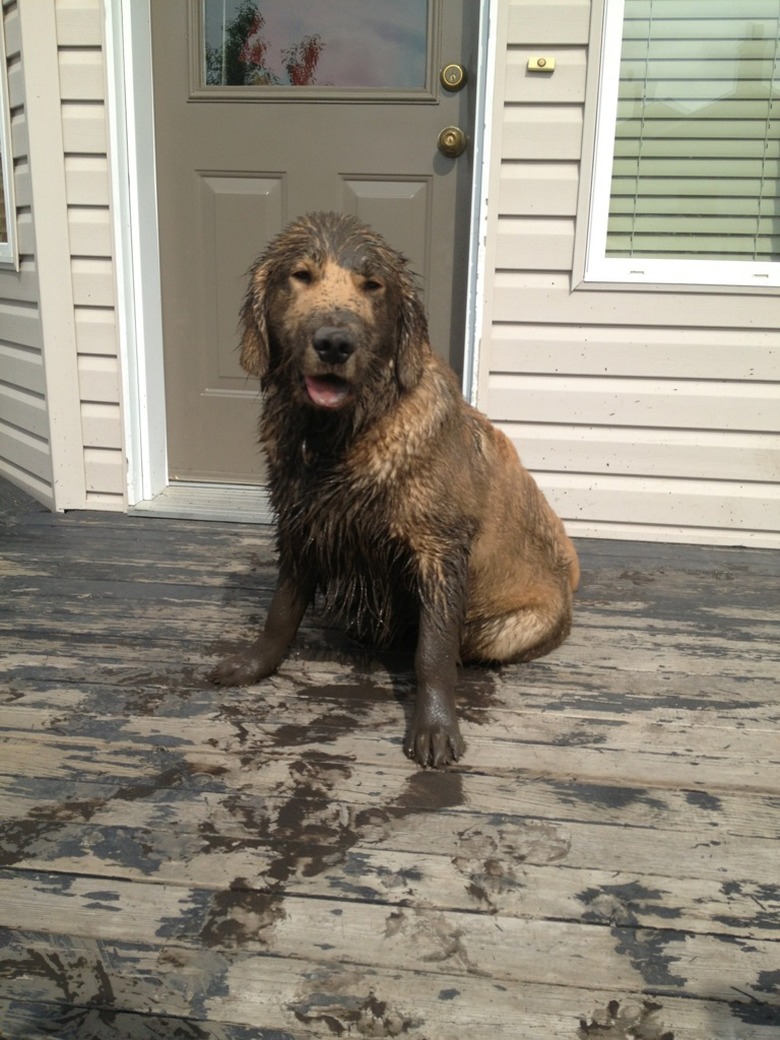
[1, 478, 778, 1038]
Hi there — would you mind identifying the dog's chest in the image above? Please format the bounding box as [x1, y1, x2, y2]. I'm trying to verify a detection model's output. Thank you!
[275, 460, 416, 644]
[278, 459, 401, 567]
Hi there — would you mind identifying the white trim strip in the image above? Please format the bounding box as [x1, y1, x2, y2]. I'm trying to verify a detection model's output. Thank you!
[104, 0, 167, 506]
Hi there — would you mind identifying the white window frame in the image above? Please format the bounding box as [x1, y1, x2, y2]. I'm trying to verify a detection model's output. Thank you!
[584, 0, 780, 289]
[0, 13, 18, 269]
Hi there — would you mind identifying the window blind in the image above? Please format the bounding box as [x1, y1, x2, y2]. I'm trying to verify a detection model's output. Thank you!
[607, 0, 780, 263]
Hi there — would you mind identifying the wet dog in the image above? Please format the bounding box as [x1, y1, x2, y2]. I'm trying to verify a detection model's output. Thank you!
[210, 212, 579, 767]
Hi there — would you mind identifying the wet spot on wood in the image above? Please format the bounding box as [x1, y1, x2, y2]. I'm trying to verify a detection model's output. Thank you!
[552, 781, 667, 812]
[455, 669, 498, 725]
[397, 769, 465, 811]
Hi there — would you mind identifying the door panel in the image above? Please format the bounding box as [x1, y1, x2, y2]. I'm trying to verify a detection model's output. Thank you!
[342, 179, 431, 287]
[152, 0, 477, 484]
[201, 175, 284, 385]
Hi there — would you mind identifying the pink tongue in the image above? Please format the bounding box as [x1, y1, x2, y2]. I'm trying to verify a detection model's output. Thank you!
[305, 376, 350, 409]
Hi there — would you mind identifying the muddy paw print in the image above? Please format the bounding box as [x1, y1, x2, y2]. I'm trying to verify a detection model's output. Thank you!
[579, 999, 674, 1039]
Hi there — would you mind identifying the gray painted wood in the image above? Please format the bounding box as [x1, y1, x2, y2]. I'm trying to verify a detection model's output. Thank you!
[0, 478, 778, 1038]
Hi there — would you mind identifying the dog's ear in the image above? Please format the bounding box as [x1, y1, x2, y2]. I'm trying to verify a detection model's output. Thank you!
[396, 277, 428, 390]
[239, 260, 270, 378]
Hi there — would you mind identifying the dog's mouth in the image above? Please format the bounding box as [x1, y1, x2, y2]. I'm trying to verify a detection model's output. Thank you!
[304, 374, 352, 409]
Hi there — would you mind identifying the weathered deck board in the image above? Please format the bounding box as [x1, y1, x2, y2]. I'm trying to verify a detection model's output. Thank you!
[2, 946, 775, 1040]
[1, 477, 779, 1039]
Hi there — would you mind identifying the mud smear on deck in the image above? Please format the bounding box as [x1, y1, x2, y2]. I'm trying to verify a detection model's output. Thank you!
[290, 966, 423, 1037]
[187, 652, 509, 953]
[80, 664, 223, 719]
[0, 757, 226, 872]
[0, 801, 102, 869]
[188, 763, 468, 956]
[195, 674, 473, 947]
[211, 748, 466, 889]
[578, 999, 675, 1039]
[0, 942, 117, 1020]
[453, 817, 571, 912]
[199, 881, 287, 949]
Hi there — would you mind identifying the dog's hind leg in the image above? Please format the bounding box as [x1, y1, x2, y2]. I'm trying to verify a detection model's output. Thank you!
[463, 591, 573, 665]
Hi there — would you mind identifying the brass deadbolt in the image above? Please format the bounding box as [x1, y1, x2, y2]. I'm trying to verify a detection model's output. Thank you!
[440, 63, 467, 91]
[437, 126, 467, 159]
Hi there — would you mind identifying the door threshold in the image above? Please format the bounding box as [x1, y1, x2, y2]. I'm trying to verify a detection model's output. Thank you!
[130, 482, 274, 524]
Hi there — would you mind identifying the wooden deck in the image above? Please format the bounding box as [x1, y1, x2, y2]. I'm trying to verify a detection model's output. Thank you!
[1, 476, 778, 1039]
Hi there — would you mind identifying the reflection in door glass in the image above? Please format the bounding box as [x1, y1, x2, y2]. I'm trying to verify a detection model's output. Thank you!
[203, 0, 428, 89]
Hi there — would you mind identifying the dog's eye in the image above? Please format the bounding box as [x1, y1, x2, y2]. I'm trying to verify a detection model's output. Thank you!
[291, 269, 312, 284]
[362, 278, 383, 293]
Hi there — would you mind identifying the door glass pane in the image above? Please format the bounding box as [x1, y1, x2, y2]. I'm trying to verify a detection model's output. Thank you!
[202, 0, 429, 89]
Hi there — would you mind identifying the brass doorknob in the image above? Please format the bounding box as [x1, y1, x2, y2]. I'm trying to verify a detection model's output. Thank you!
[437, 126, 467, 159]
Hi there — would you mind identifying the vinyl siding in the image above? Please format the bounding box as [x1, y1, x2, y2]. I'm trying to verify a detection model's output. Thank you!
[0, 0, 124, 511]
[479, 0, 780, 548]
[57, 0, 125, 508]
[0, 1, 53, 506]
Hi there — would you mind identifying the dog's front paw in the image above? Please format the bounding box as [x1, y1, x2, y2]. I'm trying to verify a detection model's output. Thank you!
[405, 719, 465, 769]
[208, 649, 273, 687]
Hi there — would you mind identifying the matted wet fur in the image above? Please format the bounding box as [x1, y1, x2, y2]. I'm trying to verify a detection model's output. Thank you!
[210, 212, 579, 767]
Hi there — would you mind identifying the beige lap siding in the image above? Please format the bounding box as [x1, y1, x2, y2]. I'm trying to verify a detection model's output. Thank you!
[478, 0, 780, 548]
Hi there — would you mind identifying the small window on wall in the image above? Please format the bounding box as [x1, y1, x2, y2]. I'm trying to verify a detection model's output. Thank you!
[585, 0, 780, 288]
[0, 15, 17, 269]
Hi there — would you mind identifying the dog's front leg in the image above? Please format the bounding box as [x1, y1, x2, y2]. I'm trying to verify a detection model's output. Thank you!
[406, 587, 466, 769]
[209, 578, 310, 687]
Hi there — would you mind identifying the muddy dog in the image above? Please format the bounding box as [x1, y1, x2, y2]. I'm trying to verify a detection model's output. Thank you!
[210, 212, 579, 767]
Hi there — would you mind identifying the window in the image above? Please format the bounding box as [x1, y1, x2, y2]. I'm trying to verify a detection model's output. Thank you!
[586, 0, 780, 287]
[201, 0, 428, 90]
[0, 14, 17, 268]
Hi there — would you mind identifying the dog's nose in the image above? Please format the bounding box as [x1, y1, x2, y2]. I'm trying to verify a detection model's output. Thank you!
[312, 326, 356, 366]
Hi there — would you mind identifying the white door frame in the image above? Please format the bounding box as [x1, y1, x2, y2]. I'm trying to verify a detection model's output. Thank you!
[104, 0, 497, 514]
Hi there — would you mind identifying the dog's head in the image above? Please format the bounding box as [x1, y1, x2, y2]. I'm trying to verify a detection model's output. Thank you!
[240, 212, 428, 410]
